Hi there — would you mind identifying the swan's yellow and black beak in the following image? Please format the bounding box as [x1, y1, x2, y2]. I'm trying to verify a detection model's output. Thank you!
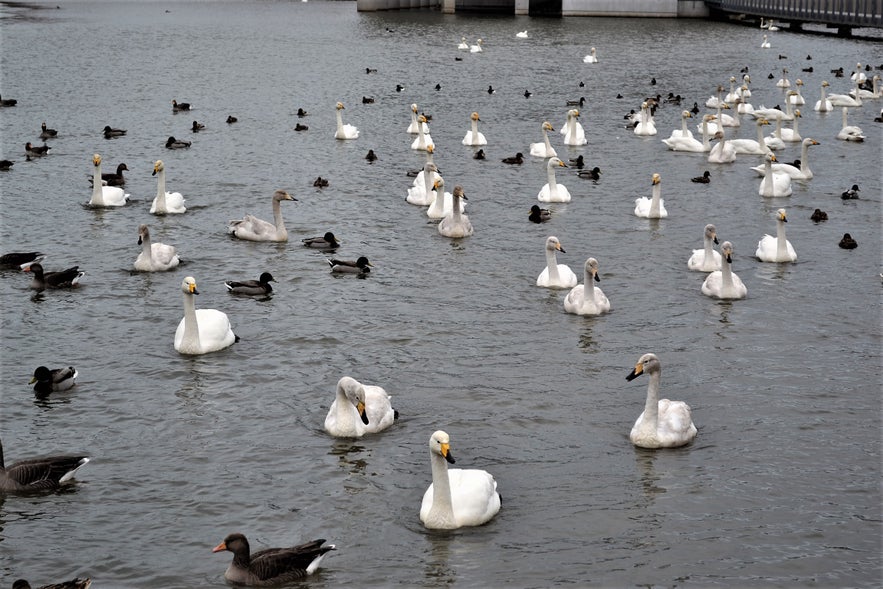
[441, 442, 455, 464]
[358, 401, 369, 425]
[190, 282, 199, 295]
[626, 362, 644, 381]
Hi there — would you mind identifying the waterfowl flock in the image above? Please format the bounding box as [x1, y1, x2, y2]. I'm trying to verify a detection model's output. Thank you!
[2, 6, 880, 587]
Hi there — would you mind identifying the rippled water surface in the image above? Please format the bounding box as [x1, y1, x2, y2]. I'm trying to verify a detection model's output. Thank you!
[1, 1, 881, 587]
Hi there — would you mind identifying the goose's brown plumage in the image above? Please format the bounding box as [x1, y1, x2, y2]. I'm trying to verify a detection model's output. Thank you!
[13, 578, 91, 589]
[212, 533, 335, 585]
[1, 439, 90, 493]
[24, 263, 84, 289]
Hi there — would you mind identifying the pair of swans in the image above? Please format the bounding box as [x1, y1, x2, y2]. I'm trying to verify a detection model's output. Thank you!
[150, 160, 186, 214]
[175, 276, 237, 355]
[537, 157, 571, 203]
[708, 129, 737, 164]
[228, 190, 296, 242]
[563, 257, 610, 316]
[634, 173, 667, 218]
[406, 103, 429, 134]
[324, 376, 397, 438]
[134, 224, 179, 272]
[427, 177, 465, 220]
[701, 241, 748, 299]
[437, 185, 473, 238]
[334, 102, 359, 140]
[756, 208, 797, 262]
[625, 353, 697, 448]
[687, 224, 722, 272]
[750, 137, 819, 179]
[561, 109, 587, 145]
[758, 154, 793, 197]
[662, 114, 713, 152]
[788, 79, 806, 105]
[89, 154, 130, 207]
[462, 111, 487, 146]
[633, 102, 656, 136]
[406, 162, 441, 206]
[767, 110, 803, 144]
[529, 121, 557, 158]
[421, 430, 501, 529]
[536, 236, 577, 288]
[411, 114, 433, 151]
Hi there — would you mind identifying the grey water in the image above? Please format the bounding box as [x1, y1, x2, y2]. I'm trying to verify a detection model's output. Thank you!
[0, 1, 881, 587]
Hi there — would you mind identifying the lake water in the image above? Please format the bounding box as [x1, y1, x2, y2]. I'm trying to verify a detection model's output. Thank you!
[0, 1, 881, 587]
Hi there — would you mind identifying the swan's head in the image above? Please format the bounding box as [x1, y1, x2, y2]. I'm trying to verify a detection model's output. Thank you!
[426, 144, 435, 155]
[743, 74, 751, 83]
[418, 114, 428, 123]
[651, 173, 661, 185]
[821, 80, 830, 88]
[546, 236, 565, 253]
[767, 153, 778, 163]
[337, 376, 369, 425]
[796, 78, 804, 87]
[703, 114, 715, 123]
[805, 137, 819, 147]
[591, 47, 596, 52]
[470, 112, 481, 122]
[152, 160, 164, 176]
[452, 185, 467, 201]
[272, 189, 296, 202]
[626, 353, 660, 381]
[713, 130, 725, 140]
[137, 224, 150, 245]
[776, 209, 788, 223]
[585, 258, 600, 282]
[720, 241, 734, 263]
[682, 110, 693, 119]
[182, 276, 199, 295]
[720, 103, 731, 110]
[793, 110, 802, 118]
[432, 177, 444, 191]
[704, 224, 719, 244]
[549, 157, 566, 169]
[430, 430, 455, 464]
[336, 101, 345, 110]
[542, 121, 554, 132]
[92, 153, 102, 167]
[411, 103, 418, 113]
[757, 118, 770, 127]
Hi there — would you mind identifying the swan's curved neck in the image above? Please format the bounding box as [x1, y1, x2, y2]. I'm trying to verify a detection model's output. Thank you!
[545, 247, 561, 282]
[336, 109, 344, 132]
[701, 120, 711, 148]
[422, 166, 434, 196]
[649, 182, 661, 217]
[272, 198, 286, 232]
[182, 292, 201, 351]
[841, 107, 849, 128]
[140, 232, 154, 262]
[450, 194, 464, 223]
[798, 140, 810, 172]
[704, 235, 715, 259]
[155, 169, 167, 209]
[681, 116, 689, 135]
[773, 118, 783, 139]
[90, 164, 104, 205]
[333, 387, 359, 433]
[429, 451, 455, 525]
[640, 371, 661, 432]
[471, 118, 479, 137]
[546, 164, 559, 192]
[721, 257, 734, 290]
[776, 219, 788, 258]
[542, 127, 552, 151]
[582, 269, 595, 304]
[755, 121, 768, 147]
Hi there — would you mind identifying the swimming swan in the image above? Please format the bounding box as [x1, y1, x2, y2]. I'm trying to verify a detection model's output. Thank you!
[334, 101, 359, 140]
[134, 224, 180, 272]
[426, 177, 464, 220]
[687, 223, 722, 272]
[529, 121, 557, 158]
[536, 235, 577, 288]
[462, 111, 487, 146]
[228, 190, 297, 242]
[324, 376, 397, 438]
[537, 157, 570, 203]
[174, 276, 237, 355]
[836, 107, 865, 141]
[758, 154, 792, 197]
[407, 103, 429, 134]
[750, 137, 818, 179]
[701, 241, 747, 299]
[662, 114, 713, 152]
[755, 208, 797, 262]
[150, 160, 186, 214]
[625, 353, 698, 448]
[564, 257, 611, 315]
[420, 430, 501, 530]
[634, 173, 667, 218]
[411, 115, 433, 151]
[89, 154, 129, 207]
[562, 109, 587, 145]
[583, 47, 598, 63]
[437, 185, 473, 238]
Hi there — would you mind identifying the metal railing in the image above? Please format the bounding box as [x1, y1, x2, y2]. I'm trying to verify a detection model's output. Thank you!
[705, 0, 882, 26]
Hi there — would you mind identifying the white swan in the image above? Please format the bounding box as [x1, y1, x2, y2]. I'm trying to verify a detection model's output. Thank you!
[702, 102, 735, 135]
[758, 154, 792, 197]
[89, 154, 129, 207]
[406, 162, 439, 206]
[334, 101, 359, 140]
[437, 185, 473, 238]
[562, 109, 587, 145]
[410, 115, 433, 151]
[751, 100, 794, 122]
[687, 223, 722, 272]
[324, 376, 396, 438]
[516, 30, 528, 38]
[776, 67, 791, 88]
[701, 241, 748, 299]
[760, 17, 779, 31]
[764, 117, 787, 151]
[174, 276, 237, 355]
[420, 430, 501, 530]
[469, 38, 483, 52]
[662, 114, 712, 152]
[406, 103, 429, 134]
[723, 76, 740, 104]
[634, 173, 667, 218]
[850, 74, 881, 99]
[426, 177, 464, 220]
[760, 34, 771, 48]
[727, 117, 772, 155]
[583, 47, 598, 63]
[529, 121, 557, 158]
[850, 62, 867, 84]
[411, 144, 437, 188]
[814, 81, 833, 112]
[788, 79, 806, 105]
[536, 235, 577, 288]
[667, 110, 694, 140]
[633, 102, 657, 136]
[462, 112, 487, 146]
[227, 189, 296, 242]
[756, 208, 797, 263]
[150, 160, 186, 214]
[705, 85, 725, 109]
[774, 109, 802, 143]
[836, 107, 865, 141]
[537, 157, 570, 203]
[457, 37, 469, 50]
[707, 130, 736, 164]
[625, 353, 698, 449]
[828, 80, 862, 107]
[564, 258, 610, 316]
[750, 137, 818, 179]
[134, 224, 179, 272]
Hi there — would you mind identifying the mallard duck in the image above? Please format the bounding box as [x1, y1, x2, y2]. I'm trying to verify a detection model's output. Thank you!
[224, 272, 275, 296]
[30, 366, 78, 397]
[103, 125, 127, 138]
[328, 257, 372, 274]
[302, 232, 340, 249]
[501, 152, 524, 165]
[165, 136, 191, 149]
[529, 205, 551, 223]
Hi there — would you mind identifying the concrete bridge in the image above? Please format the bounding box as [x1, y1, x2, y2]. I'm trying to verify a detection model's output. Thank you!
[356, 0, 883, 33]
